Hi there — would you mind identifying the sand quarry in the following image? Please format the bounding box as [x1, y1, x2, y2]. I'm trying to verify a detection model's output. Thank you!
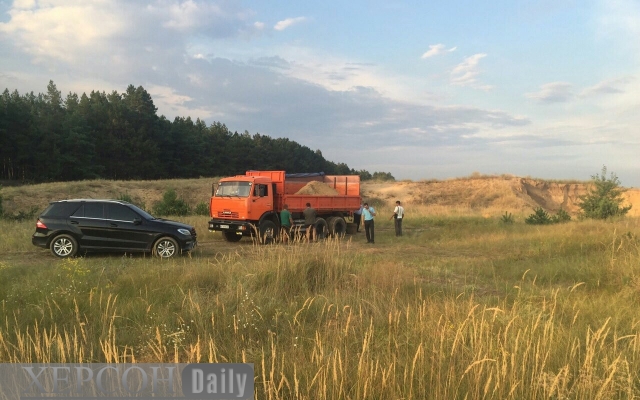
[1, 176, 639, 217]
[361, 176, 640, 217]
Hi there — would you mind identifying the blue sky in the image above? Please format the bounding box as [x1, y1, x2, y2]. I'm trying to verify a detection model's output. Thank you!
[1, 0, 638, 185]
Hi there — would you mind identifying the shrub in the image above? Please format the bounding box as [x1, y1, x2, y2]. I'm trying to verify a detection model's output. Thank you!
[4, 207, 39, 222]
[525, 207, 552, 225]
[500, 211, 514, 224]
[526, 207, 572, 225]
[194, 202, 210, 216]
[117, 193, 145, 210]
[152, 189, 190, 216]
[551, 208, 571, 223]
[579, 166, 632, 219]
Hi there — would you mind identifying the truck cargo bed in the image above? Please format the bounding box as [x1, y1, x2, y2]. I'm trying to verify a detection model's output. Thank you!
[278, 195, 361, 213]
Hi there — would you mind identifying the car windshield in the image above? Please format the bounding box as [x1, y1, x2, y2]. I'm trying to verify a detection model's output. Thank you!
[127, 203, 156, 220]
[215, 181, 252, 197]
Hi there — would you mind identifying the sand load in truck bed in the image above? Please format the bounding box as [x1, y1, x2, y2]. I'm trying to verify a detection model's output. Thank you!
[294, 181, 340, 195]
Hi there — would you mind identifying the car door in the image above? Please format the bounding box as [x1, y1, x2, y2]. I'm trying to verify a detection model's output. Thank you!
[104, 203, 155, 250]
[69, 203, 109, 248]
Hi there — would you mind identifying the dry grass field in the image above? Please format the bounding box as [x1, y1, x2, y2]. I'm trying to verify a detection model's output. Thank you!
[1, 176, 640, 399]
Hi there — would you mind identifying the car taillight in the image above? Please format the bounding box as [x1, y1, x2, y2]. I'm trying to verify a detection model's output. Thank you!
[36, 220, 47, 229]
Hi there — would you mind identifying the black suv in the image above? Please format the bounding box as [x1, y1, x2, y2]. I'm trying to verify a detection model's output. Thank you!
[32, 199, 197, 258]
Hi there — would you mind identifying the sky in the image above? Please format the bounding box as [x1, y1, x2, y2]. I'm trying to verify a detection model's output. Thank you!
[1, 0, 639, 186]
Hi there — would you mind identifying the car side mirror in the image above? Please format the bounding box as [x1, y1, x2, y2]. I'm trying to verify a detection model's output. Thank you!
[133, 217, 142, 225]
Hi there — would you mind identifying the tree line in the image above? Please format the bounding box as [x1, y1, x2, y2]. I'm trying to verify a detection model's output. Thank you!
[0, 81, 395, 183]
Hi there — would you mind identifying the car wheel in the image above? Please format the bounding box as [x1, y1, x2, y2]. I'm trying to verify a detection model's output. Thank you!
[50, 234, 78, 258]
[223, 231, 243, 242]
[153, 237, 179, 258]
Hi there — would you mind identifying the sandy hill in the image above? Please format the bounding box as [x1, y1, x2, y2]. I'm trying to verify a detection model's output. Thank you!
[1, 176, 639, 217]
[361, 176, 640, 217]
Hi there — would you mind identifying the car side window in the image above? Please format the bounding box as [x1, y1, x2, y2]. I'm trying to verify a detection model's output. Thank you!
[84, 203, 105, 219]
[44, 202, 81, 217]
[108, 204, 139, 222]
[71, 205, 84, 217]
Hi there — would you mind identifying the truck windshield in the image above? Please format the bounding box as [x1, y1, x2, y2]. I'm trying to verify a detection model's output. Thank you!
[215, 181, 252, 197]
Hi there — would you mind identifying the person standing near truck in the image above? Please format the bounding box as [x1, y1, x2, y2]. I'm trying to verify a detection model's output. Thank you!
[390, 200, 404, 236]
[361, 202, 376, 244]
[280, 204, 294, 242]
[353, 203, 363, 232]
[303, 202, 317, 241]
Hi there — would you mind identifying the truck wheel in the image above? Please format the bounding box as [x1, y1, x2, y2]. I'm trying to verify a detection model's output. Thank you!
[326, 217, 335, 233]
[259, 221, 277, 244]
[314, 217, 329, 240]
[223, 231, 242, 242]
[50, 234, 78, 258]
[329, 217, 347, 237]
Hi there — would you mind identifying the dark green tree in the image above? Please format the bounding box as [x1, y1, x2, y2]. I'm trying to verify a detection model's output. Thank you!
[0, 81, 383, 182]
[579, 166, 632, 219]
[372, 171, 396, 181]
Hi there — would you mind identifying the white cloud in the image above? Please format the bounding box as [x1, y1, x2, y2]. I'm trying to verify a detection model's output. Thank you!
[579, 76, 634, 97]
[421, 44, 445, 58]
[0, 2, 127, 62]
[161, 1, 225, 31]
[148, 84, 218, 120]
[274, 17, 306, 31]
[525, 82, 574, 103]
[421, 44, 456, 58]
[450, 53, 490, 89]
[0, 0, 257, 64]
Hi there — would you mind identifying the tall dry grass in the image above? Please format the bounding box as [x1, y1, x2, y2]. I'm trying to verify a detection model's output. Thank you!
[2, 213, 640, 398]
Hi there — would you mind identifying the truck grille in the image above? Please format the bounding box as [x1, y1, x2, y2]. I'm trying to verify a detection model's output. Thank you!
[217, 211, 239, 218]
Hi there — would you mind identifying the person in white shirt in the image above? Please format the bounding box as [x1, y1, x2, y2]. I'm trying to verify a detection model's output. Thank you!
[390, 200, 405, 237]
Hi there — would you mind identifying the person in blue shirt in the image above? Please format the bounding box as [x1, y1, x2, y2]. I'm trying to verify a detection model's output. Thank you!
[361, 202, 376, 244]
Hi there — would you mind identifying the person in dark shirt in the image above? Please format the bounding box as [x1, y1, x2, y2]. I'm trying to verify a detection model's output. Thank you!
[353, 203, 363, 232]
[303, 202, 317, 241]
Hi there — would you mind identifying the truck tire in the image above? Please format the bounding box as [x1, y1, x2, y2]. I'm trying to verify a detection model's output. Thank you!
[325, 217, 335, 233]
[328, 216, 347, 237]
[314, 217, 329, 240]
[259, 220, 277, 244]
[223, 231, 242, 242]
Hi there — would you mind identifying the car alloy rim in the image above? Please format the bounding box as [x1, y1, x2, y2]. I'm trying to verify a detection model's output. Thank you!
[54, 238, 73, 256]
[157, 240, 175, 257]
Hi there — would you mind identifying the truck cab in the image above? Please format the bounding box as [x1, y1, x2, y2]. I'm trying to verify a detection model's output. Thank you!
[208, 175, 279, 242]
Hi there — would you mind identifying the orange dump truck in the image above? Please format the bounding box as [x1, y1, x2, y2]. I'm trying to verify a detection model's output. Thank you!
[208, 171, 361, 242]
